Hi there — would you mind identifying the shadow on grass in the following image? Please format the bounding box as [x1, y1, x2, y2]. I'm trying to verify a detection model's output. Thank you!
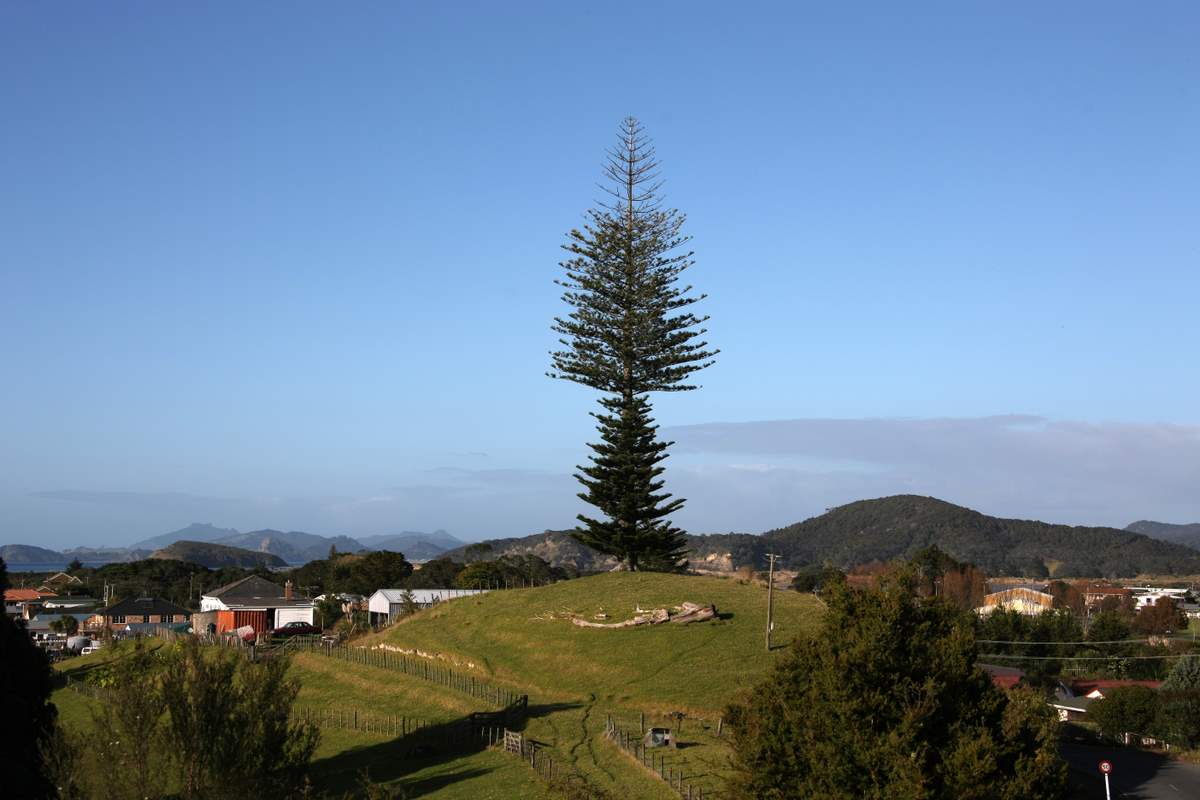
[309, 702, 582, 797]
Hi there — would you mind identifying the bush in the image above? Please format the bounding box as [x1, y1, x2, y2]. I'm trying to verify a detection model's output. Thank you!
[1089, 686, 1159, 739]
[725, 573, 1067, 799]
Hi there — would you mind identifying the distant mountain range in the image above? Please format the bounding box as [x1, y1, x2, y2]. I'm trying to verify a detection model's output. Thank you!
[3, 524, 463, 567]
[9, 500, 1199, 578]
[359, 530, 466, 560]
[433, 496, 1200, 579]
[1126, 520, 1200, 551]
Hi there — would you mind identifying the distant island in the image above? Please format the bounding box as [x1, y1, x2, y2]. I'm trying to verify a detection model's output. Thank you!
[149, 540, 287, 569]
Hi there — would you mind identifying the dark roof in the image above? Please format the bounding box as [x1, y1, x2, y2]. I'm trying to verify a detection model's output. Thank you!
[205, 575, 282, 600]
[100, 597, 192, 617]
[203, 575, 306, 604]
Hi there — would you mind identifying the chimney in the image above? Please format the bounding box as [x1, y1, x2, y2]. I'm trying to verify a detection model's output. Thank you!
[284, 580, 293, 601]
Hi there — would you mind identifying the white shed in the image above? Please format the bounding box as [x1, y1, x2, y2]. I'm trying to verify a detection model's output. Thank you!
[368, 588, 487, 625]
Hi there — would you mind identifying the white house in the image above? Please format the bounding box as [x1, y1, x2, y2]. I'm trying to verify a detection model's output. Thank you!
[1126, 587, 1189, 609]
[368, 588, 487, 625]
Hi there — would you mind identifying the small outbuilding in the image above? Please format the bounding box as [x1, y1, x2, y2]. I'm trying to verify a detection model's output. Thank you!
[367, 588, 487, 625]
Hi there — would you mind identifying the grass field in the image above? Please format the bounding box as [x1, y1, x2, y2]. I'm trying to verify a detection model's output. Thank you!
[355, 571, 825, 798]
[47, 572, 820, 798]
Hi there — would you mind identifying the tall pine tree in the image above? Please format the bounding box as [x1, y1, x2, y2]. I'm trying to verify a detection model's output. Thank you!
[550, 118, 716, 570]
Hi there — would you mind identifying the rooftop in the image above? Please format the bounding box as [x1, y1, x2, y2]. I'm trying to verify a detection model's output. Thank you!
[100, 597, 192, 617]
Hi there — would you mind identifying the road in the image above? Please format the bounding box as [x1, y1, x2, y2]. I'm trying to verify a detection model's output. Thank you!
[1062, 744, 1200, 799]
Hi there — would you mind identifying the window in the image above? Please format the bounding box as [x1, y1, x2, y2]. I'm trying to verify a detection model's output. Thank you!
[164, 614, 174, 623]
[141, 615, 150, 623]
[112, 615, 125, 624]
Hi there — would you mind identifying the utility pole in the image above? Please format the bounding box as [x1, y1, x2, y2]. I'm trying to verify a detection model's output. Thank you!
[766, 553, 780, 652]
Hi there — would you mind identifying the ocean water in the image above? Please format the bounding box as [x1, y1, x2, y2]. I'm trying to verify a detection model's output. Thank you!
[6, 562, 117, 573]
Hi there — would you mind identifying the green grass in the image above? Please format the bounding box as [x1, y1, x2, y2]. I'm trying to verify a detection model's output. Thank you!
[351, 571, 823, 798]
[49, 641, 555, 799]
[367, 571, 821, 714]
[47, 574, 820, 798]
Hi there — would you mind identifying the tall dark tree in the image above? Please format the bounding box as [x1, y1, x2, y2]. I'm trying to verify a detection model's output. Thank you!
[550, 117, 716, 570]
[0, 557, 58, 798]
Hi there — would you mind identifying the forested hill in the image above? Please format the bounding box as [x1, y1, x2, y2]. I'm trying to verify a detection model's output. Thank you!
[149, 540, 287, 569]
[721, 496, 1200, 578]
[1126, 520, 1200, 550]
[421, 497, 1200, 579]
[441, 530, 621, 572]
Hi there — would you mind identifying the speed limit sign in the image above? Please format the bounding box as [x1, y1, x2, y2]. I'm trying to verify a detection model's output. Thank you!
[1098, 760, 1112, 774]
[1098, 760, 1113, 800]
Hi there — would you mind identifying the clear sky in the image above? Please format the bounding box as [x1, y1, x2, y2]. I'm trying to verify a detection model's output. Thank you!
[3, 3, 1198, 548]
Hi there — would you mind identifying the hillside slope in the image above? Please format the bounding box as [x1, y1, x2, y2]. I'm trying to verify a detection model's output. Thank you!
[1127, 520, 1200, 550]
[441, 530, 621, 571]
[149, 540, 287, 569]
[0, 543, 64, 563]
[749, 496, 1200, 577]
[370, 571, 821, 713]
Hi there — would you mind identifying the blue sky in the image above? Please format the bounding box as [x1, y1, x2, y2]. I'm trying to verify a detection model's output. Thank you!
[3, 3, 1198, 548]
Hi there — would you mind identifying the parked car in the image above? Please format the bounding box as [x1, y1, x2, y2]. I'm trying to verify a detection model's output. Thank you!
[271, 621, 321, 638]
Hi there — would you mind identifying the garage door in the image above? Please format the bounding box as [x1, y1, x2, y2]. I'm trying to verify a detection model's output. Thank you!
[275, 607, 314, 628]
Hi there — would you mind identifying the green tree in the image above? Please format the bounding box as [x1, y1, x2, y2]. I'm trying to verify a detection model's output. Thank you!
[89, 641, 164, 800]
[1133, 597, 1187, 635]
[1155, 656, 1200, 747]
[549, 117, 716, 571]
[344, 550, 413, 596]
[49, 615, 79, 636]
[0, 556, 58, 799]
[1089, 686, 1159, 739]
[405, 557, 464, 589]
[159, 639, 318, 799]
[1088, 610, 1131, 643]
[725, 574, 1066, 800]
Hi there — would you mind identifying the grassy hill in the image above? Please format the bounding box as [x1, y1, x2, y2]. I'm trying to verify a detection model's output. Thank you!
[149, 539, 287, 569]
[688, 495, 1200, 578]
[50, 573, 820, 798]
[368, 571, 820, 713]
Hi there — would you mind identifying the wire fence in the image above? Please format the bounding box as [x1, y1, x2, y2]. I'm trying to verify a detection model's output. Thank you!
[496, 730, 610, 800]
[293, 637, 522, 707]
[605, 716, 711, 800]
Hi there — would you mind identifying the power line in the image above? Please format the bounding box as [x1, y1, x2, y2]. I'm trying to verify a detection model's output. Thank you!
[977, 638, 1182, 646]
[980, 652, 1200, 662]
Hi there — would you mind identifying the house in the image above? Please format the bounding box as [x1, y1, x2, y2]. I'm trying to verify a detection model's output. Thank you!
[1048, 695, 1093, 722]
[1081, 584, 1132, 609]
[367, 588, 487, 626]
[4, 588, 57, 620]
[95, 597, 192, 630]
[37, 572, 84, 594]
[25, 613, 94, 635]
[976, 587, 1054, 617]
[1126, 586, 1190, 610]
[42, 596, 100, 613]
[1069, 679, 1161, 700]
[200, 576, 314, 635]
[980, 664, 1025, 690]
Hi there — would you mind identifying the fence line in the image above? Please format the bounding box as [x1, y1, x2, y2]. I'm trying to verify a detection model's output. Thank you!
[294, 637, 522, 707]
[605, 717, 709, 800]
[494, 729, 608, 800]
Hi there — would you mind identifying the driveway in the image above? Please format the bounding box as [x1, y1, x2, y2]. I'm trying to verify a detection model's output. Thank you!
[1062, 743, 1200, 799]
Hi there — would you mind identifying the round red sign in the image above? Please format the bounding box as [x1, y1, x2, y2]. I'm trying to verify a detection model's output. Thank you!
[1099, 760, 1112, 774]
